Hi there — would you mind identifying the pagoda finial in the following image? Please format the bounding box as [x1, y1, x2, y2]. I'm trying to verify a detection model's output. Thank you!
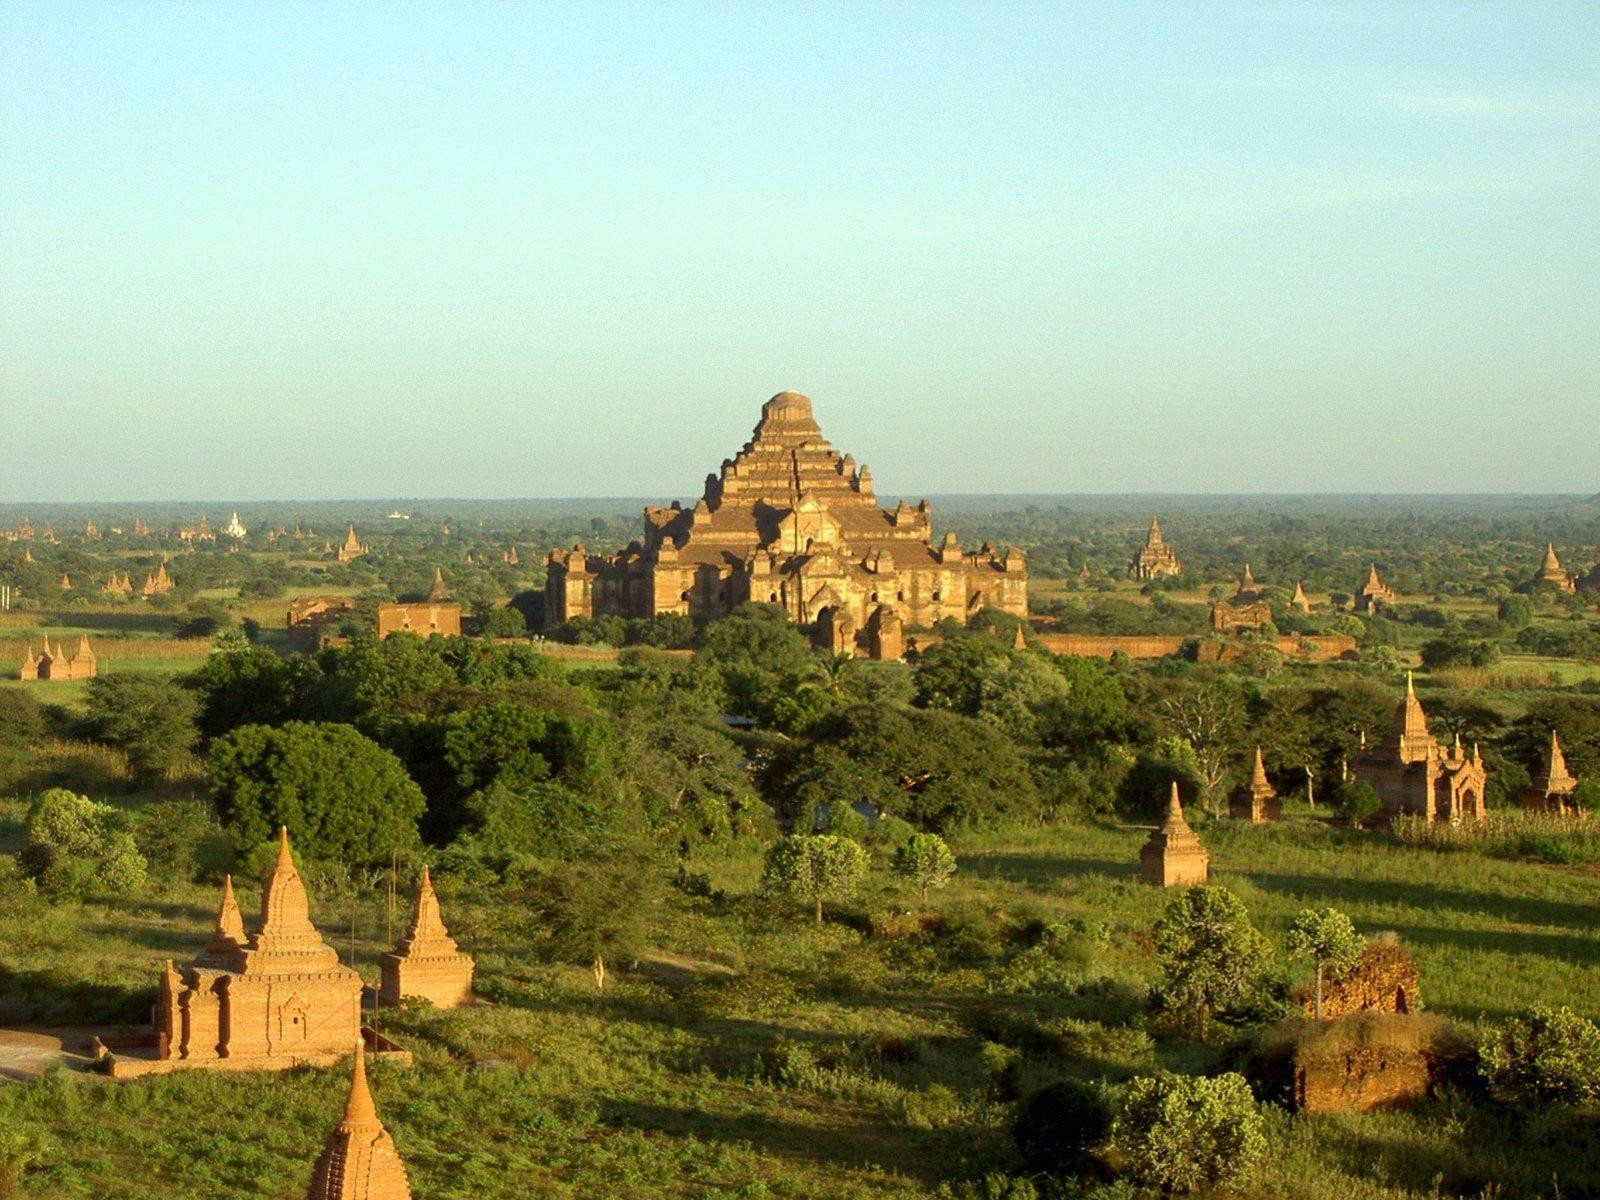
[217, 874, 244, 940]
[1167, 780, 1184, 821]
[1550, 730, 1569, 778]
[342, 1040, 379, 1128]
[1250, 746, 1269, 788]
[1406, 670, 1415, 696]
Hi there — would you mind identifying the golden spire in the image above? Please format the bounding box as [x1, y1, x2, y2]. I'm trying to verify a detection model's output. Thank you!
[1164, 781, 1186, 828]
[1250, 746, 1269, 790]
[307, 1042, 413, 1200]
[394, 865, 458, 956]
[243, 827, 340, 968]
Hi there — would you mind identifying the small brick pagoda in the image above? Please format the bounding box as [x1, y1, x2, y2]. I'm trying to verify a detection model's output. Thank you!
[115, 829, 365, 1077]
[18, 636, 96, 681]
[379, 866, 474, 1009]
[307, 1043, 413, 1200]
[1521, 730, 1579, 814]
[1230, 746, 1280, 823]
[1129, 515, 1181, 580]
[1140, 783, 1210, 887]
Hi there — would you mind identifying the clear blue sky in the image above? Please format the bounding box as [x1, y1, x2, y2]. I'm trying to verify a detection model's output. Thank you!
[2, 2, 1596, 501]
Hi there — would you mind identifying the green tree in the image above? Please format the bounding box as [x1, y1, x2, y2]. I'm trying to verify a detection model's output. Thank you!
[187, 646, 318, 740]
[1110, 1072, 1265, 1193]
[1480, 1006, 1600, 1105]
[1153, 886, 1274, 1028]
[21, 788, 147, 898]
[1335, 779, 1382, 828]
[1572, 779, 1600, 813]
[1286, 907, 1364, 1020]
[762, 834, 869, 924]
[208, 721, 425, 863]
[84, 674, 200, 781]
[891, 832, 957, 903]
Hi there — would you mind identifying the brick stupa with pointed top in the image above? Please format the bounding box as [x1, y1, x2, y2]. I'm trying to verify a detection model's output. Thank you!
[379, 866, 475, 1009]
[1534, 542, 1577, 593]
[114, 827, 367, 1077]
[1230, 746, 1281, 824]
[307, 1042, 413, 1200]
[1521, 730, 1580, 814]
[1140, 783, 1210, 887]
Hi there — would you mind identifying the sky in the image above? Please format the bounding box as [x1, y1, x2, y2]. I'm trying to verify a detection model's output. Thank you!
[2, 1, 1597, 502]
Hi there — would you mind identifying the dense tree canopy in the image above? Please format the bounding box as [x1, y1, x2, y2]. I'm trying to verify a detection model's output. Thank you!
[208, 720, 425, 863]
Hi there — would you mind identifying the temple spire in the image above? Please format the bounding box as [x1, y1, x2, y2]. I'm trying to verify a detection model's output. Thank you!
[1250, 746, 1269, 789]
[307, 1042, 413, 1200]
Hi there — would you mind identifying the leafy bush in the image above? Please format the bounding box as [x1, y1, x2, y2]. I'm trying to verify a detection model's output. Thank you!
[762, 834, 869, 924]
[1110, 1072, 1265, 1193]
[1480, 1006, 1600, 1105]
[1153, 886, 1274, 1028]
[21, 788, 147, 898]
[892, 832, 957, 902]
[84, 674, 199, 781]
[1334, 779, 1381, 827]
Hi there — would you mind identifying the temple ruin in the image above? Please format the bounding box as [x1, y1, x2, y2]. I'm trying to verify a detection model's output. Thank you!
[1533, 543, 1577, 593]
[112, 830, 367, 1077]
[17, 636, 96, 681]
[1210, 564, 1273, 632]
[1521, 730, 1579, 814]
[545, 392, 1027, 656]
[1230, 747, 1280, 823]
[1353, 564, 1397, 614]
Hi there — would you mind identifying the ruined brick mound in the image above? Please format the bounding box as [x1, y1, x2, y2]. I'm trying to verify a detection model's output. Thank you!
[1295, 938, 1420, 1019]
[1254, 1012, 1467, 1115]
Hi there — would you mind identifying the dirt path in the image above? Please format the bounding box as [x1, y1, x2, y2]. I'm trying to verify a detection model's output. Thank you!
[0, 1028, 101, 1082]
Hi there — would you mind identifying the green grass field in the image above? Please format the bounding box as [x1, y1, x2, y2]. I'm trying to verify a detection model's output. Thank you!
[2, 806, 1598, 1198]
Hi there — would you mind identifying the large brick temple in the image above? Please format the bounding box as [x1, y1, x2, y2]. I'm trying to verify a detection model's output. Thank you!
[545, 391, 1028, 652]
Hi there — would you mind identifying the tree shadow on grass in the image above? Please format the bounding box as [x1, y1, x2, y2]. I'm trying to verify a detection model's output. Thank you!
[1240, 869, 1600, 935]
[594, 1097, 989, 1188]
[0, 965, 148, 1025]
[963, 853, 1131, 888]
[38, 610, 175, 635]
[1317, 1102, 1600, 1198]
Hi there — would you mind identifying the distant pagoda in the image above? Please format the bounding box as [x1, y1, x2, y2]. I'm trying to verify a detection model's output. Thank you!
[1129, 516, 1181, 580]
[1353, 564, 1397, 614]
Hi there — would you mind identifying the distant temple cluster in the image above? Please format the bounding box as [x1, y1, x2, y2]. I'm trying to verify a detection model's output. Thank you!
[17, 636, 97, 681]
[546, 392, 1028, 657]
